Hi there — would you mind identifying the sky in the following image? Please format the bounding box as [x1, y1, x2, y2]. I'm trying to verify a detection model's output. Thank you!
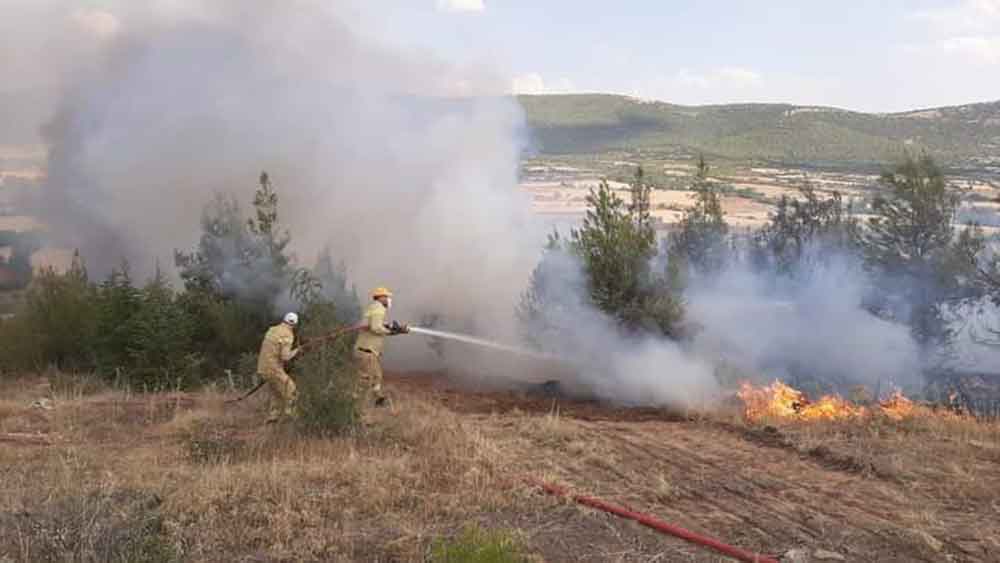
[1, 0, 998, 142]
[349, 0, 1000, 112]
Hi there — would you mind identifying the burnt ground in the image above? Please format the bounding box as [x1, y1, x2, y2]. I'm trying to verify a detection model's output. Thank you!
[387, 371, 1000, 563]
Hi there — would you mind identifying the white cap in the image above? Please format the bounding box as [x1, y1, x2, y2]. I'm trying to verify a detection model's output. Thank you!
[283, 312, 299, 326]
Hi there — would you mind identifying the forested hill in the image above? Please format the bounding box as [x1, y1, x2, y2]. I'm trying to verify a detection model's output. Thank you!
[518, 94, 1000, 165]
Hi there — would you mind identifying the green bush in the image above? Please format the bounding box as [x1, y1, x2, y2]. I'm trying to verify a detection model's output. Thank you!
[94, 264, 143, 377]
[0, 257, 97, 374]
[179, 291, 269, 381]
[87, 264, 206, 390]
[429, 526, 529, 563]
[125, 274, 203, 389]
[292, 302, 360, 436]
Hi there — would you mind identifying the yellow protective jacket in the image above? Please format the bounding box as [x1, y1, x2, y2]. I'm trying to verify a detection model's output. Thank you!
[257, 323, 298, 376]
[354, 301, 392, 356]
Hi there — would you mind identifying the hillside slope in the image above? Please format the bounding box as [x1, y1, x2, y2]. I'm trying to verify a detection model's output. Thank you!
[3, 372, 998, 561]
[519, 94, 1000, 164]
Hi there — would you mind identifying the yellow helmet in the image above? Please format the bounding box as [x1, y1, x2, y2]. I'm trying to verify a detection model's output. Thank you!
[371, 286, 393, 299]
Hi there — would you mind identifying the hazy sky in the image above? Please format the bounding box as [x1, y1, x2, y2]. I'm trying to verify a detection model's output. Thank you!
[353, 0, 1000, 112]
[2, 0, 998, 125]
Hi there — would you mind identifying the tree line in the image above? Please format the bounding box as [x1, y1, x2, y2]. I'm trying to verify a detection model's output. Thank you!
[519, 152, 998, 393]
[3, 153, 999, 404]
[0, 173, 359, 394]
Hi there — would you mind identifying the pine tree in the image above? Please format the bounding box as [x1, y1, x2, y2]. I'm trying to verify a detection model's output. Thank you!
[860, 153, 978, 350]
[570, 168, 684, 337]
[754, 179, 857, 274]
[94, 261, 142, 377]
[175, 171, 297, 314]
[668, 155, 729, 276]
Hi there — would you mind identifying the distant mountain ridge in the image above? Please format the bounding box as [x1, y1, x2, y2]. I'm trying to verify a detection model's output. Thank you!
[518, 94, 1000, 165]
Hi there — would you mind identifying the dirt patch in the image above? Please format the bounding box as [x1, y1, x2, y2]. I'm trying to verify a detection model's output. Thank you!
[387, 372, 693, 423]
[727, 423, 895, 480]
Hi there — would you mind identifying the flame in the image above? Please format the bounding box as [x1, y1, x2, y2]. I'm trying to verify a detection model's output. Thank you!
[878, 390, 915, 421]
[738, 380, 916, 423]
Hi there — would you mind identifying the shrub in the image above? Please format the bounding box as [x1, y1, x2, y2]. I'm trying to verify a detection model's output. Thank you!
[93, 263, 143, 377]
[125, 272, 203, 389]
[292, 301, 360, 436]
[179, 291, 268, 381]
[88, 264, 205, 390]
[6, 256, 97, 373]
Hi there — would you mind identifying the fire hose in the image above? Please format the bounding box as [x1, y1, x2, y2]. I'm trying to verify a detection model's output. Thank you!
[225, 323, 366, 404]
[528, 478, 779, 563]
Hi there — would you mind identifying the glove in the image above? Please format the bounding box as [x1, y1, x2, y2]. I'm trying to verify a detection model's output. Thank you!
[384, 320, 409, 335]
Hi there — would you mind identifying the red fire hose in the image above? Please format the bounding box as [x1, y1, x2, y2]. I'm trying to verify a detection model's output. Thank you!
[529, 478, 779, 563]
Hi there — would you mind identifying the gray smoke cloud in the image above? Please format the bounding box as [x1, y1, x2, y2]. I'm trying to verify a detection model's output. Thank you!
[687, 255, 923, 393]
[4, 0, 927, 407]
[515, 242, 923, 407]
[17, 1, 540, 350]
[517, 246, 720, 408]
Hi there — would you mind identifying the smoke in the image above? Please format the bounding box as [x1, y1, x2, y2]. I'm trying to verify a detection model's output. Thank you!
[5, 1, 927, 407]
[520, 242, 923, 408]
[687, 254, 923, 392]
[519, 247, 720, 408]
[13, 1, 540, 354]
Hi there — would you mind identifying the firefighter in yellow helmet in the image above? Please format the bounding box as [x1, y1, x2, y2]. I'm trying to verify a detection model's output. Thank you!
[257, 312, 301, 423]
[354, 287, 409, 410]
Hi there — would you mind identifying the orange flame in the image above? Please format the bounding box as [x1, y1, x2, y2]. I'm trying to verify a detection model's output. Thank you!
[878, 390, 915, 421]
[738, 380, 916, 423]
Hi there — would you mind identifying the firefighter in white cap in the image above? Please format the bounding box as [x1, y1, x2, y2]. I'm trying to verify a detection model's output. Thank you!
[257, 312, 301, 423]
[354, 287, 409, 411]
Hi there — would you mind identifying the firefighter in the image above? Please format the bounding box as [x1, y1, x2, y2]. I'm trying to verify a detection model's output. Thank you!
[354, 287, 409, 410]
[257, 312, 301, 423]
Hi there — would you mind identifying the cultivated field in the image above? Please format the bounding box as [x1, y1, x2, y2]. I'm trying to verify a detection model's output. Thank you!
[520, 157, 1000, 231]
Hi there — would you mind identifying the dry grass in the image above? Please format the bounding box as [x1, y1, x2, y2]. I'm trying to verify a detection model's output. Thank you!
[5, 373, 1000, 561]
[0, 377, 526, 562]
[750, 405, 1000, 550]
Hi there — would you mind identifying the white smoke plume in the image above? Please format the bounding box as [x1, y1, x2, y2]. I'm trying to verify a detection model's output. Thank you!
[4, 0, 925, 407]
[521, 244, 923, 406]
[12, 1, 540, 356]
[687, 255, 923, 393]
[518, 246, 720, 408]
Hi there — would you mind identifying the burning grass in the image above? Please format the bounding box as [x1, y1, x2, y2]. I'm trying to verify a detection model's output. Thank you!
[736, 378, 1000, 523]
[737, 380, 922, 423]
